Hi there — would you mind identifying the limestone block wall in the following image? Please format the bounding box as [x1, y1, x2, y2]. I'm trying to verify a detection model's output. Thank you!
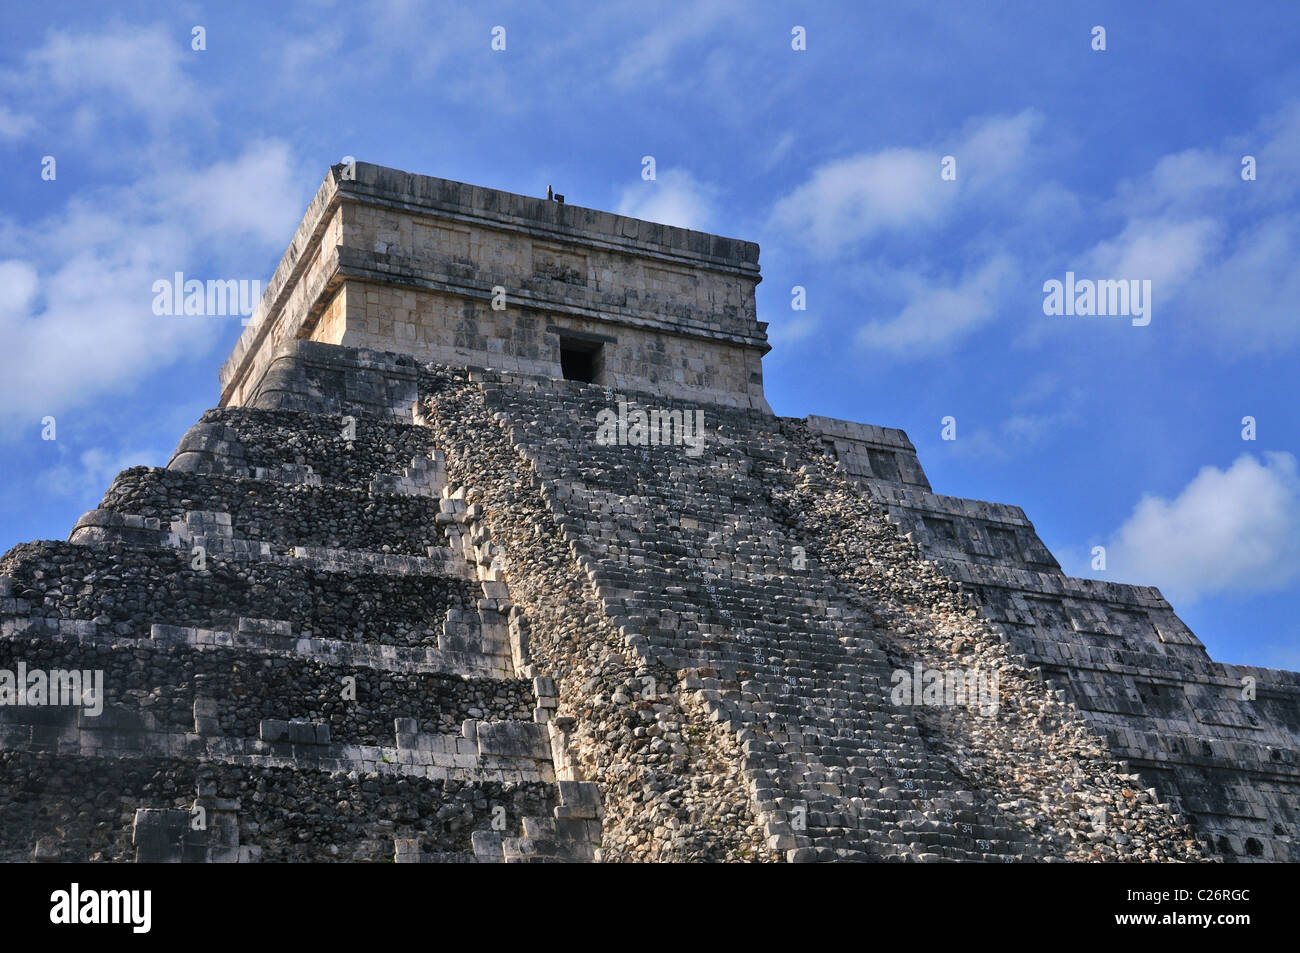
[322, 280, 766, 409]
[804, 415, 932, 490]
[220, 162, 771, 413]
[226, 342, 422, 420]
[338, 198, 758, 337]
[221, 208, 345, 409]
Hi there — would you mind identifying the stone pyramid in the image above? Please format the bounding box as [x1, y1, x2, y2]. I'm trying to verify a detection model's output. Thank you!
[1, 163, 1294, 862]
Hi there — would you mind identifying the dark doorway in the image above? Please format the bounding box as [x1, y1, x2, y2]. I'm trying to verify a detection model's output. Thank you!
[560, 338, 602, 383]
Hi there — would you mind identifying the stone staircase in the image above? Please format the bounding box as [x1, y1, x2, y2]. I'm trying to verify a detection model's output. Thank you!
[435, 371, 1052, 860]
[417, 361, 1208, 862]
[802, 418, 1300, 861]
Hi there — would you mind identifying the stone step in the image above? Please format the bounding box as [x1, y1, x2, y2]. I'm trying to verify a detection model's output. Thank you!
[168, 407, 434, 489]
[1, 614, 511, 679]
[1, 748, 559, 862]
[0, 706, 555, 783]
[2, 540, 475, 648]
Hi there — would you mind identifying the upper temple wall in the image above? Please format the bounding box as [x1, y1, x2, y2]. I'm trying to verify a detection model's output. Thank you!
[219, 162, 770, 410]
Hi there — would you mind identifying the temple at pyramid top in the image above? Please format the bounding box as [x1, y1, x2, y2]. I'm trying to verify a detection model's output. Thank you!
[219, 162, 771, 412]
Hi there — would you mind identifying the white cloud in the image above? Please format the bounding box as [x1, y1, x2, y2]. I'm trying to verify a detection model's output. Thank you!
[43, 446, 163, 499]
[771, 148, 946, 251]
[0, 240, 219, 433]
[1100, 453, 1300, 603]
[0, 261, 39, 317]
[1084, 216, 1219, 292]
[760, 131, 797, 172]
[1252, 100, 1300, 205]
[1114, 148, 1232, 214]
[856, 254, 1016, 355]
[0, 140, 303, 438]
[616, 168, 717, 231]
[1083, 103, 1300, 353]
[1180, 214, 1300, 351]
[766, 314, 820, 349]
[953, 110, 1042, 191]
[948, 385, 1085, 463]
[0, 22, 309, 440]
[610, 0, 741, 87]
[279, 26, 345, 78]
[13, 24, 204, 132]
[769, 110, 1040, 251]
[157, 139, 304, 244]
[0, 104, 36, 140]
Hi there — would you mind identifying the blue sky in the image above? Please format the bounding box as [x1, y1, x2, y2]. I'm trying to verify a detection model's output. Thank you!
[1, 1, 1297, 668]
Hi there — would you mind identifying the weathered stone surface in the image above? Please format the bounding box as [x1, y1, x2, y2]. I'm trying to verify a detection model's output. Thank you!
[219, 163, 769, 413]
[1, 164, 1292, 862]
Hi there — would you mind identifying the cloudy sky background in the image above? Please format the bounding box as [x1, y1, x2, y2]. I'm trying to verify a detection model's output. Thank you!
[1, 1, 1297, 667]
